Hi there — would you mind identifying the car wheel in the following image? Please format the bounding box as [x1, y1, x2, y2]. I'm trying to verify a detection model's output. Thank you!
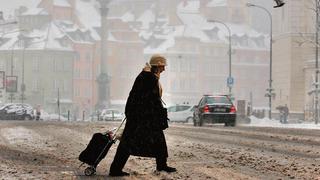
[225, 121, 236, 127]
[199, 116, 204, 126]
[24, 115, 32, 120]
[193, 116, 197, 126]
[186, 117, 193, 123]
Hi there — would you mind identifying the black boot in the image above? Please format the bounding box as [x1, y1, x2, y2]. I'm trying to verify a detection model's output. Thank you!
[109, 171, 130, 177]
[156, 157, 177, 173]
[157, 166, 177, 173]
[109, 143, 130, 176]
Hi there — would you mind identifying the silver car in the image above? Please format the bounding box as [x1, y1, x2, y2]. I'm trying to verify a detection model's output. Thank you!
[167, 105, 195, 122]
[101, 109, 124, 121]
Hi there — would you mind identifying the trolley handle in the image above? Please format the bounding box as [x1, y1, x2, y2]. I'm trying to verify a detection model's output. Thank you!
[106, 117, 126, 141]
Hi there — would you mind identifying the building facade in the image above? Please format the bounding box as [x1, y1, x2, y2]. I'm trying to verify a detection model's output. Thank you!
[273, 0, 316, 118]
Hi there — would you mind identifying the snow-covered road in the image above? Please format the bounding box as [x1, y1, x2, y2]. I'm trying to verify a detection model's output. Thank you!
[0, 120, 319, 179]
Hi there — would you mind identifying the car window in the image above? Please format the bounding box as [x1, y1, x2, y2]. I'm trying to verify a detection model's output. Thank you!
[177, 105, 191, 111]
[106, 110, 112, 114]
[199, 98, 206, 106]
[206, 96, 231, 104]
[113, 110, 121, 114]
[167, 106, 177, 112]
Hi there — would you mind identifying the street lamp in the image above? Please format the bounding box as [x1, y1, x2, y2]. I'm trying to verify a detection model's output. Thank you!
[315, 0, 319, 124]
[247, 3, 274, 119]
[7, 30, 28, 103]
[18, 33, 43, 103]
[207, 20, 233, 96]
[274, 0, 285, 8]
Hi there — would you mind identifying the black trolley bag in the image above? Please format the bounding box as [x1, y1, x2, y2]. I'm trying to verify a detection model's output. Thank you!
[79, 117, 126, 176]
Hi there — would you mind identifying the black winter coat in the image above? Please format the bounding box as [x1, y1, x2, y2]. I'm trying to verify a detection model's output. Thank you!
[119, 70, 168, 158]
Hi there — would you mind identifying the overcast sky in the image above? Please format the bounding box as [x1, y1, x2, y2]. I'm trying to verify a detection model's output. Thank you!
[248, 0, 273, 33]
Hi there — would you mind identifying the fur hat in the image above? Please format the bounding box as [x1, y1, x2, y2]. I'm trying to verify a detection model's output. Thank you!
[149, 54, 167, 66]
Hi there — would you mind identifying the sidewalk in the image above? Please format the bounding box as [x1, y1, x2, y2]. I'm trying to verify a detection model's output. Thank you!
[243, 116, 320, 130]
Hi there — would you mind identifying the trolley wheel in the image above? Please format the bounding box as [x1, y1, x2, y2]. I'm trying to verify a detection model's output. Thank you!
[84, 166, 96, 176]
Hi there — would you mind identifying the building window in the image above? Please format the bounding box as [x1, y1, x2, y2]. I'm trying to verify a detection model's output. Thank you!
[64, 60, 72, 71]
[180, 79, 186, 91]
[171, 79, 179, 91]
[51, 56, 55, 72]
[57, 59, 64, 72]
[32, 79, 39, 92]
[86, 52, 91, 62]
[190, 60, 197, 72]
[170, 58, 178, 72]
[180, 59, 188, 72]
[64, 80, 69, 92]
[32, 57, 39, 72]
[75, 52, 80, 61]
[74, 68, 80, 78]
[74, 86, 80, 97]
[13, 57, 19, 70]
[84, 68, 92, 79]
[0, 60, 5, 71]
[53, 79, 58, 90]
[84, 88, 91, 98]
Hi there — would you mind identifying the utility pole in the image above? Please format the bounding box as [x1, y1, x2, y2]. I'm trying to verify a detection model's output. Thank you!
[247, 3, 274, 119]
[58, 88, 60, 121]
[315, 0, 319, 124]
[207, 20, 233, 97]
[250, 91, 253, 115]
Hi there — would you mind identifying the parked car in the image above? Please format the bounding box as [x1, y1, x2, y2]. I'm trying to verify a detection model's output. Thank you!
[100, 109, 124, 121]
[39, 111, 68, 121]
[0, 103, 34, 120]
[193, 95, 236, 126]
[167, 104, 195, 122]
[49, 113, 68, 121]
[39, 110, 51, 121]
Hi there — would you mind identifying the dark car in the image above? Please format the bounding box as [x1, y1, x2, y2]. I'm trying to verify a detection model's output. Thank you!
[0, 103, 34, 120]
[193, 95, 236, 126]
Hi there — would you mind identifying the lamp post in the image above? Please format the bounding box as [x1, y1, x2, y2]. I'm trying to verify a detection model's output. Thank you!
[315, 0, 319, 124]
[247, 3, 274, 119]
[18, 33, 42, 104]
[208, 20, 233, 96]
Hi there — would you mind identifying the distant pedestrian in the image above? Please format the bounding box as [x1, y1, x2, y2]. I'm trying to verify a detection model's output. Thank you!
[283, 104, 289, 123]
[247, 103, 251, 117]
[276, 105, 284, 123]
[35, 105, 41, 121]
[109, 54, 176, 177]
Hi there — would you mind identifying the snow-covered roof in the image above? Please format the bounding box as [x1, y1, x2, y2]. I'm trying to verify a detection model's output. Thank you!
[0, 0, 41, 19]
[177, 0, 200, 13]
[121, 11, 135, 22]
[75, 0, 100, 29]
[143, 3, 268, 54]
[75, 0, 101, 41]
[0, 22, 73, 51]
[207, 0, 227, 7]
[21, 8, 49, 16]
[53, 0, 71, 7]
[177, 13, 213, 42]
[137, 9, 155, 29]
[144, 37, 174, 54]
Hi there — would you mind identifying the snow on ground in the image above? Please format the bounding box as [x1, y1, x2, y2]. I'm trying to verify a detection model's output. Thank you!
[0, 126, 55, 151]
[246, 116, 320, 130]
